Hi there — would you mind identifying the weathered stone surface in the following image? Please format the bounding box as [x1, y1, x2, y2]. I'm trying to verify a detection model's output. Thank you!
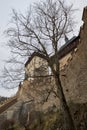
[0, 7, 87, 128]
[61, 9, 87, 103]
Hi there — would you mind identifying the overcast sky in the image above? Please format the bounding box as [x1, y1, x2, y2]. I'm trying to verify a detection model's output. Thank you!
[0, 0, 87, 97]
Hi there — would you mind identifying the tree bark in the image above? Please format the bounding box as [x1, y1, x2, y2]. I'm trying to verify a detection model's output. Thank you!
[54, 74, 75, 130]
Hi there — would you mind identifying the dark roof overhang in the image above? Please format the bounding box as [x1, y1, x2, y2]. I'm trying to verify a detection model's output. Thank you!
[25, 35, 80, 67]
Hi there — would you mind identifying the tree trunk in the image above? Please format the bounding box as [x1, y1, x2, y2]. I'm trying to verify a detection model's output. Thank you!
[55, 74, 75, 130]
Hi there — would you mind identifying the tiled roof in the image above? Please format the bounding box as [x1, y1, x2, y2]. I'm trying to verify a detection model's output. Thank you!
[25, 52, 46, 67]
[59, 36, 77, 52]
[58, 36, 79, 59]
[25, 35, 80, 67]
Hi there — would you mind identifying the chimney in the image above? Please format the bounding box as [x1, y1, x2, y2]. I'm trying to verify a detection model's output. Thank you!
[65, 35, 69, 43]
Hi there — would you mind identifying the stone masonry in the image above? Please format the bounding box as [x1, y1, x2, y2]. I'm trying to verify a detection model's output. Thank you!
[0, 6, 87, 125]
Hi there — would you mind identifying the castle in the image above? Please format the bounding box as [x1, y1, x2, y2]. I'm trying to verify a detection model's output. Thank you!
[0, 6, 87, 126]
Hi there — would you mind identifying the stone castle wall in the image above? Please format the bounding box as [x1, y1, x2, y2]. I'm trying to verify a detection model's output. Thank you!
[0, 7, 87, 125]
[61, 7, 87, 103]
[18, 7, 87, 111]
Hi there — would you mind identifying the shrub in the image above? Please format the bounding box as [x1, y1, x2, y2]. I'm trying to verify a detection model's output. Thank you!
[1, 119, 15, 130]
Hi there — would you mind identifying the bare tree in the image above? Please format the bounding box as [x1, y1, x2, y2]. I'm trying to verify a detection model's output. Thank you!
[2, 0, 76, 129]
